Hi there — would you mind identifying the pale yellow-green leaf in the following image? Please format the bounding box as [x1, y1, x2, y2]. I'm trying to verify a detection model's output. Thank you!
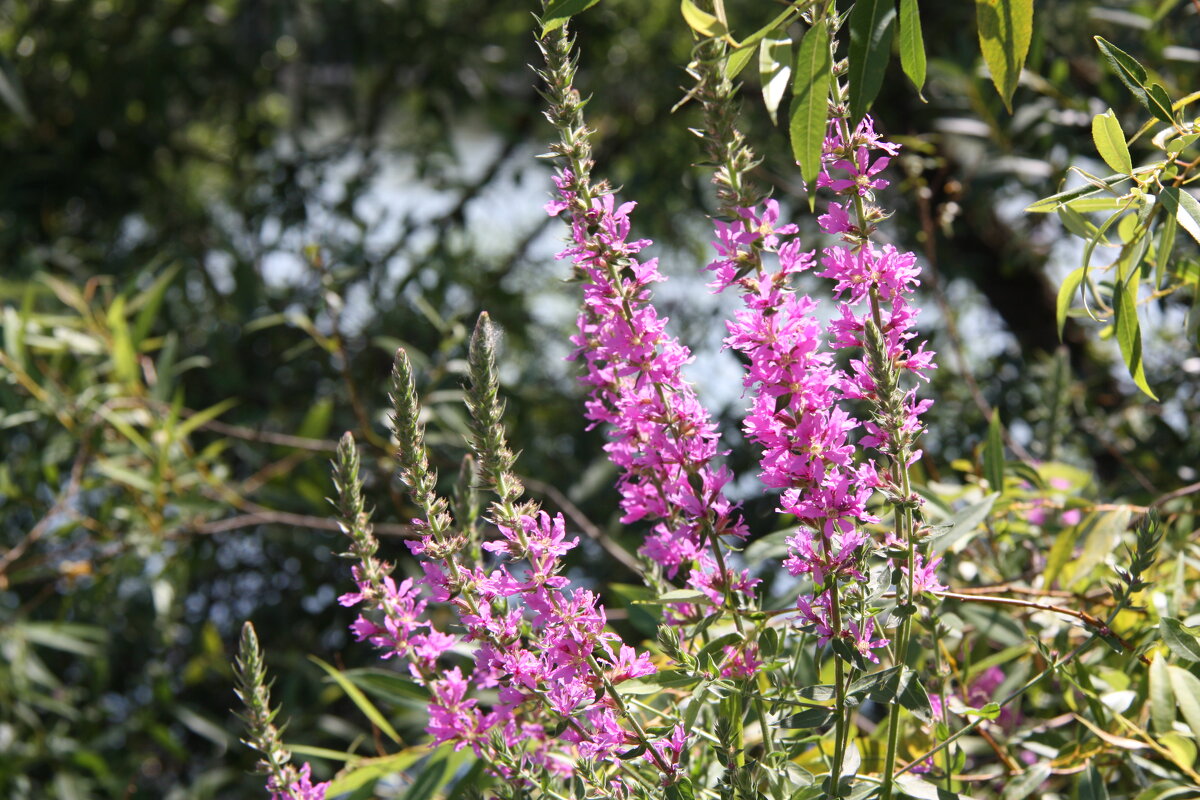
[976, 0, 1033, 112]
[1092, 109, 1133, 175]
[1168, 666, 1200, 743]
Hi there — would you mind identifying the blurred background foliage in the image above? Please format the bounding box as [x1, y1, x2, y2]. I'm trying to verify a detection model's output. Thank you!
[0, 0, 1198, 797]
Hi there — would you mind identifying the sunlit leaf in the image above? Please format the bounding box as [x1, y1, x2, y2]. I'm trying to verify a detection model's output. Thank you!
[983, 409, 1005, 494]
[976, 0, 1033, 112]
[1160, 618, 1200, 662]
[310, 656, 403, 745]
[1092, 109, 1133, 175]
[790, 19, 832, 190]
[759, 32, 792, 125]
[898, 0, 926, 94]
[1167, 666, 1200, 743]
[1149, 655, 1175, 734]
[1113, 274, 1157, 399]
[539, 0, 601, 36]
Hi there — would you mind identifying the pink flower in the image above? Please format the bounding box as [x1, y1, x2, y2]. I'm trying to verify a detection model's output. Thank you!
[268, 763, 328, 800]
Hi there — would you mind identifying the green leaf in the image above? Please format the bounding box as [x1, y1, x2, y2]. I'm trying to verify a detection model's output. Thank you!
[1056, 266, 1087, 340]
[656, 588, 709, 604]
[898, 0, 926, 94]
[1148, 655, 1175, 734]
[744, 528, 793, 565]
[847, 0, 896, 124]
[16, 622, 107, 657]
[129, 264, 180, 346]
[1112, 274, 1157, 399]
[1093, 36, 1173, 123]
[1167, 666, 1200, 743]
[107, 295, 138, 385]
[342, 667, 431, 710]
[1002, 762, 1051, 800]
[983, 409, 1005, 494]
[928, 492, 998, 554]
[1092, 110, 1133, 175]
[1065, 507, 1131, 591]
[1078, 764, 1110, 800]
[1161, 617, 1200, 662]
[1154, 198, 1178, 290]
[1026, 173, 1130, 213]
[175, 397, 239, 440]
[326, 749, 427, 795]
[726, 45, 757, 80]
[759, 33, 792, 126]
[309, 656, 403, 745]
[847, 666, 933, 722]
[1147, 83, 1176, 125]
[403, 746, 470, 800]
[95, 458, 158, 494]
[976, 0, 1033, 112]
[1044, 519, 1082, 588]
[1160, 187, 1200, 245]
[723, 6, 800, 80]
[680, 0, 727, 39]
[539, 0, 601, 36]
[790, 19, 832, 188]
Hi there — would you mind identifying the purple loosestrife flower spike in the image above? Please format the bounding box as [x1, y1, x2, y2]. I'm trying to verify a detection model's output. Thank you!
[541, 25, 753, 614]
[466, 312, 535, 532]
[233, 622, 329, 800]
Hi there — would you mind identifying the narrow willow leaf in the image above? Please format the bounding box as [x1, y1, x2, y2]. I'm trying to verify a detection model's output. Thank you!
[983, 409, 1005, 493]
[848, 0, 897, 124]
[790, 20, 832, 188]
[1167, 666, 1200, 743]
[1025, 173, 1130, 212]
[1078, 764, 1110, 800]
[1081, 205, 1132, 307]
[928, 492, 999, 554]
[1093, 35, 1171, 123]
[1161, 187, 1200, 245]
[976, 0, 1033, 112]
[310, 656, 403, 745]
[898, 0, 926, 93]
[681, 0, 727, 39]
[725, 45, 757, 80]
[1056, 268, 1087, 340]
[540, 0, 601, 36]
[723, 5, 799, 79]
[1113, 276, 1157, 400]
[1155, 197, 1179, 289]
[759, 33, 792, 125]
[1147, 83, 1176, 124]
[1149, 655, 1175, 734]
[1092, 109, 1133, 175]
[326, 749, 427, 795]
[1161, 618, 1200, 662]
[175, 397, 239, 440]
[657, 588, 709, 604]
[1044, 518, 1082, 587]
[1058, 206, 1102, 241]
[1002, 763, 1051, 800]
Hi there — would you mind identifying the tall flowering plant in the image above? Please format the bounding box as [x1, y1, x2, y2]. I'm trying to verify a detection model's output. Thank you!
[234, 3, 1177, 800]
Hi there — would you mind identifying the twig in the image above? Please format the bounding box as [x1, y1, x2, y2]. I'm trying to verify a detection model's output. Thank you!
[190, 507, 417, 538]
[0, 434, 91, 581]
[928, 590, 1149, 664]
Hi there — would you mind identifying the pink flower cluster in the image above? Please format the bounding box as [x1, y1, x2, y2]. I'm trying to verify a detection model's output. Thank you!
[708, 117, 940, 662]
[341, 510, 666, 776]
[548, 173, 755, 614]
[268, 763, 328, 800]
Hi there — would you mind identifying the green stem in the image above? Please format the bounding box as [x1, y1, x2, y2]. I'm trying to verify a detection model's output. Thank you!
[829, 581, 849, 798]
